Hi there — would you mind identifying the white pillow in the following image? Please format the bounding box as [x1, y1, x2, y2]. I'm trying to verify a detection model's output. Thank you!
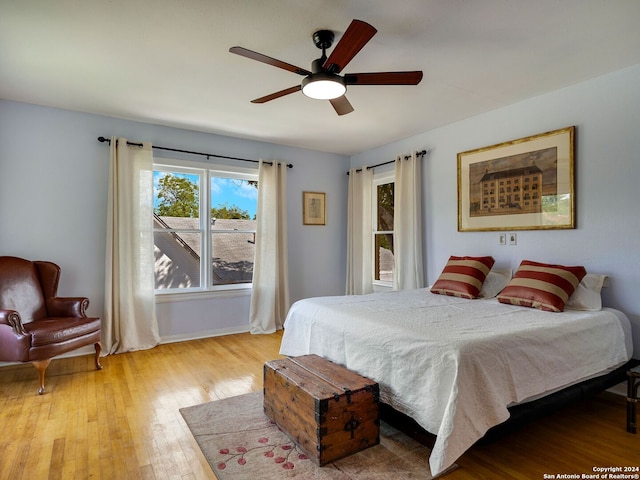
[479, 268, 512, 298]
[565, 273, 607, 311]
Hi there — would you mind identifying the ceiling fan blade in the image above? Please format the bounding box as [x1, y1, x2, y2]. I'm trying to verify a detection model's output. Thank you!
[345, 71, 423, 85]
[251, 85, 301, 104]
[230, 46, 311, 76]
[329, 95, 354, 116]
[323, 20, 377, 74]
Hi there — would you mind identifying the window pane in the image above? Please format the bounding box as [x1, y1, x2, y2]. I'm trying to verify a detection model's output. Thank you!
[211, 228, 255, 285]
[210, 176, 257, 286]
[153, 172, 199, 220]
[211, 177, 258, 221]
[377, 182, 394, 231]
[154, 231, 201, 289]
[153, 170, 202, 290]
[375, 234, 394, 282]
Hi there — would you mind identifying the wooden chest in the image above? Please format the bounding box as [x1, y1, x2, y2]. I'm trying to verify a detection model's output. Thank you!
[263, 354, 380, 466]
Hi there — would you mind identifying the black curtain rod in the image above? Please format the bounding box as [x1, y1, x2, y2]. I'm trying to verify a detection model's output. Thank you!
[97, 136, 293, 168]
[346, 149, 427, 175]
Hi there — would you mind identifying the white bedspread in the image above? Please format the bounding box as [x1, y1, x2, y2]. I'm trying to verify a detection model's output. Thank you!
[279, 289, 632, 477]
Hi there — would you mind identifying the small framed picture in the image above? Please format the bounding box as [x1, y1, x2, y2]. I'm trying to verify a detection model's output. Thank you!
[303, 191, 326, 225]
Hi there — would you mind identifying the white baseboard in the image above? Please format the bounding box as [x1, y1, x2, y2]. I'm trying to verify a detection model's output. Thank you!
[159, 326, 250, 344]
[0, 327, 251, 368]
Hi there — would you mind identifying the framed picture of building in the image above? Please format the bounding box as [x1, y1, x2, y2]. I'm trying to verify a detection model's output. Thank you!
[457, 126, 575, 231]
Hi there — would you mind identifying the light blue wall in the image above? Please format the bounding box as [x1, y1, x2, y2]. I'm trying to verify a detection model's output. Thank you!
[0, 101, 349, 340]
[351, 64, 640, 357]
[2, 64, 639, 352]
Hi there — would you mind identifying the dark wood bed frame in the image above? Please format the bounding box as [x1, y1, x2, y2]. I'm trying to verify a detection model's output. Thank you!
[380, 358, 639, 447]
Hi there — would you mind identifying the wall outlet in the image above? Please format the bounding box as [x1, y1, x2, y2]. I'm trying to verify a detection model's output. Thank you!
[499, 233, 507, 245]
[509, 233, 517, 245]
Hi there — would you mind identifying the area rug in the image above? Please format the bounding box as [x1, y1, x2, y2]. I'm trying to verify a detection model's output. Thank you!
[180, 391, 449, 479]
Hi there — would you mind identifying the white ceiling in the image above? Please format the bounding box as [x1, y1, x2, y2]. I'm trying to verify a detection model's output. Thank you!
[1, 0, 640, 155]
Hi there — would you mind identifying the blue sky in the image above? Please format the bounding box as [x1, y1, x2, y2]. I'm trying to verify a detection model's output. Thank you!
[153, 171, 258, 218]
[210, 176, 258, 218]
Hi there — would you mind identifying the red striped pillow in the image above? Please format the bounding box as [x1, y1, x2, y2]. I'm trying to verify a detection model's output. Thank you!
[430, 256, 495, 299]
[497, 260, 587, 312]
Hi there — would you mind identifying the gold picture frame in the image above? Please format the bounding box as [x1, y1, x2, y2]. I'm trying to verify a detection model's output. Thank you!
[457, 126, 575, 232]
[303, 191, 326, 225]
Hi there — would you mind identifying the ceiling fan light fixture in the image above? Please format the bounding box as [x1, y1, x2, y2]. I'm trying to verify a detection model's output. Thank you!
[301, 73, 346, 100]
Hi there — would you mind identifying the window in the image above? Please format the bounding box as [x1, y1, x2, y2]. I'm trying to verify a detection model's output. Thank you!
[373, 172, 394, 284]
[153, 159, 258, 294]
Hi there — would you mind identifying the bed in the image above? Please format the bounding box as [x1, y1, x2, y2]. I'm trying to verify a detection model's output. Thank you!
[279, 262, 634, 477]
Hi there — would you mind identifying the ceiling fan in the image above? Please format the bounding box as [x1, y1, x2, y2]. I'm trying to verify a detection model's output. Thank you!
[229, 19, 423, 116]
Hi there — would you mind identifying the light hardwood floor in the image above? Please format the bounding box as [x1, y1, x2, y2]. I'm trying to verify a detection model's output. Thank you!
[0, 331, 637, 479]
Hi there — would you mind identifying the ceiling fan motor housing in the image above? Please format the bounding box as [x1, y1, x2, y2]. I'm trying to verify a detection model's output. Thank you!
[312, 29, 335, 51]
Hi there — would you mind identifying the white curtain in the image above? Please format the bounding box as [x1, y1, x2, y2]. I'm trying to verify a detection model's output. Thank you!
[393, 151, 424, 290]
[249, 160, 290, 334]
[104, 137, 161, 354]
[345, 168, 374, 295]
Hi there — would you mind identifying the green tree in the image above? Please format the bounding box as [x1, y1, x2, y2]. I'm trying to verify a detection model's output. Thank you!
[155, 174, 199, 217]
[377, 182, 394, 249]
[211, 202, 250, 219]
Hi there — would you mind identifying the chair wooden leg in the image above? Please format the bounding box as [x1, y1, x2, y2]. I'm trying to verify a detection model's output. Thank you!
[32, 359, 52, 395]
[94, 342, 103, 370]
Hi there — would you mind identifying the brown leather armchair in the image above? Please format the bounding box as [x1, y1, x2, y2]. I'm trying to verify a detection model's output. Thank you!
[0, 256, 102, 394]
